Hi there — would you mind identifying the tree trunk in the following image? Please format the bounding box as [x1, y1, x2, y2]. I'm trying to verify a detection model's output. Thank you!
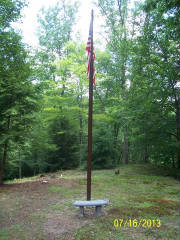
[0, 171, 3, 185]
[113, 123, 119, 166]
[172, 154, 175, 168]
[174, 95, 180, 179]
[0, 142, 8, 185]
[177, 119, 180, 179]
[122, 140, 129, 164]
[143, 146, 149, 163]
[122, 128, 129, 164]
[0, 116, 11, 185]
[113, 123, 119, 148]
[19, 149, 22, 179]
[79, 114, 83, 167]
[0, 154, 4, 185]
[77, 89, 83, 168]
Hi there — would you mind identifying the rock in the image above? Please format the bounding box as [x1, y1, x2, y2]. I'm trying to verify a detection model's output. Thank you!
[42, 180, 48, 184]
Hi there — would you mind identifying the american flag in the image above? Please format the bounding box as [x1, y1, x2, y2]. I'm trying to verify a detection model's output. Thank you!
[86, 21, 95, 84]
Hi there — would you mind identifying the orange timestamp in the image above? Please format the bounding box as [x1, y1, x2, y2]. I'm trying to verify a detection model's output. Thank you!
[114, 218, 161, 228]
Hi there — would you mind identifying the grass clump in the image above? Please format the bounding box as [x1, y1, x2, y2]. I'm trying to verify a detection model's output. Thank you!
[49, 185, 62, 193]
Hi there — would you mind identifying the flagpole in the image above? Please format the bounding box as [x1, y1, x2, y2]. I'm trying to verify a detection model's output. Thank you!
[87, 9, 94, 201]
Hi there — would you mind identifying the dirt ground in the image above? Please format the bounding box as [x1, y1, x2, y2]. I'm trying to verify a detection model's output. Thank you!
[0, 168, 179, 240]
[0, 174, 106, 240]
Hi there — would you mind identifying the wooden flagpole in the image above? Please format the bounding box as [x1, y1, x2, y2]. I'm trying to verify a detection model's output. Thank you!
[87, 9, 94, 201]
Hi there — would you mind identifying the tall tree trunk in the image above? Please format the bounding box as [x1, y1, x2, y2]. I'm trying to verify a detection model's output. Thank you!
[19, 149, 22, 179]
[175, 99, 180, 179]
[122, 139, 129, 164]
[77, 90, 83, 168]
[0, 116, 11, 185]
[143, 145, 149, 163]
[0, 142, 8, 185]
[79, 114, 83, 167]
[113, 123, 119, 147]
[122, 127, 129, 164]
[172, 154, 175, 169]
[0, 154, 4, 185]
[113, 123, 119, 166]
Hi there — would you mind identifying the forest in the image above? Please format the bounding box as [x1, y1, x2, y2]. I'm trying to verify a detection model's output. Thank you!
[0, 0, 179, 184]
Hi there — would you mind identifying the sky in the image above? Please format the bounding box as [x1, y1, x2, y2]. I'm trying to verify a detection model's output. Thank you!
[16, 0, 104, 48]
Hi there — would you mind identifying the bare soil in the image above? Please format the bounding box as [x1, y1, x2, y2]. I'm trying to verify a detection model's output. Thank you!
[0, 174, 107, 240]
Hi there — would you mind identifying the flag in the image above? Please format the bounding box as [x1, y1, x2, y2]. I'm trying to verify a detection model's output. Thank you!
[86, 18, 95, 84]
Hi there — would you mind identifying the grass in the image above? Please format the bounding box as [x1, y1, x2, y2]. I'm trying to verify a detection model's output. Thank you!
[31, 212, 46, 218]
[49, 185, 84, 199]
[51, 201, 74, 211]
[0, 225, 25, 240]
[4, 175, 39, 184]
[0, 164, 179, 240]
[49, 185, 62, 193]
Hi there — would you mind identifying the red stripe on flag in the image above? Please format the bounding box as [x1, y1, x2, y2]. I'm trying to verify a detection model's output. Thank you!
[86, 34, 95, 83]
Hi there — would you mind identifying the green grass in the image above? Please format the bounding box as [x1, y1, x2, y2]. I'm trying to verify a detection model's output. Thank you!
[0, 164, 179, 240]
[51, 203, 65, 211]
[49, 185, 62, 193]
[74, 217, 129, 240]
[51, 201, 74, 211]
[0, 229, 9, 240]
[0, 225, 25, 240]
[4, 175, 39, 184]
[49, 185, 83, 197]
[31, 212, 45, 218]
[71, 164, 179, 240]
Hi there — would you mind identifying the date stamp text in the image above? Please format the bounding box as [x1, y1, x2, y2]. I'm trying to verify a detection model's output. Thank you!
[114, 218, 161, 228]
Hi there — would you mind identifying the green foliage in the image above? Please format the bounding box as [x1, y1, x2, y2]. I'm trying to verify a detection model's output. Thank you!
[127, 0, 180, 170]
[37, 1, 79, 56]
[0, 0, 39, 183]
[46, 115, 79, 170]
[0, 0, 26, 30]
[1, 0, 179, 181]
[92, 126, 116, 169]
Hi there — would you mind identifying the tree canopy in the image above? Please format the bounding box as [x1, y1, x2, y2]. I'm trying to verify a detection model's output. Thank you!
[0, 0, 179, 184]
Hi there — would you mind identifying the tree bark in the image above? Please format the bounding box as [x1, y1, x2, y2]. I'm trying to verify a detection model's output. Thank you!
[0, 142, 8, 185]
[172, 154, 175, 169]
[77, 88, 83, 168]
[143, 145, 149, 163]
[79, 114, 83, 167]
[0, 116, 11, 185]
[113, 123, 119, 166]
[175, 99, 180, 178]
[0, 154, 4, 185]
[122, 127, 129, 164]
[19, 149, 22, 179]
